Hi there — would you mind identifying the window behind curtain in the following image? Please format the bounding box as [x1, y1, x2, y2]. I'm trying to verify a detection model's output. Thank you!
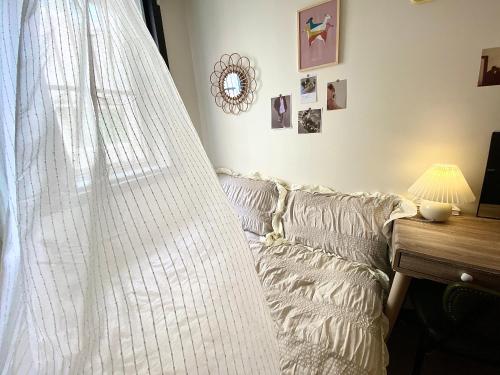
[45, 1, 170, 192]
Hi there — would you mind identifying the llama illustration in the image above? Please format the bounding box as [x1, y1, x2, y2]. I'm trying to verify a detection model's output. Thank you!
[304, 14, 333, 46]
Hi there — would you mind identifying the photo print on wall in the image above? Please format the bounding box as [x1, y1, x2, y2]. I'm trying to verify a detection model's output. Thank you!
[298, 108, 321, 134]
[298, 0, 340, 71]
[300, 76, 317, 104]
[478, 47, 500, 87]
[271, 95, 292, 129]
[327, 79, 347, 110]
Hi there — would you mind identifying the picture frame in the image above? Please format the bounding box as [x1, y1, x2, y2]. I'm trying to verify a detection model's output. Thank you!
[297, 0, 340, 71]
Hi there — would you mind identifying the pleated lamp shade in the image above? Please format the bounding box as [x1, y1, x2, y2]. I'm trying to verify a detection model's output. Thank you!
[408, 164, 476, 204]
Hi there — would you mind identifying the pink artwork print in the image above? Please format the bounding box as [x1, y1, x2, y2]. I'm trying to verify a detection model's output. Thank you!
[298, 0, 339, 71]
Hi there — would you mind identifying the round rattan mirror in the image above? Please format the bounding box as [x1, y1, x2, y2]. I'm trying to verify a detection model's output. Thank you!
[210, 53, 257, 114]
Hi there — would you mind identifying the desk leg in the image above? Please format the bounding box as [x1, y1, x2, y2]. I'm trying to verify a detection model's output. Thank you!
[385, 272, 411, 340]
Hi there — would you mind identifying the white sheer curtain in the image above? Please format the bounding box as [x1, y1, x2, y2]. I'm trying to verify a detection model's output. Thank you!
[0, 1, 279, 374]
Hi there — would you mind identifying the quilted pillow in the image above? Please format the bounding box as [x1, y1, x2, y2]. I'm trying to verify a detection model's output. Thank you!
[218, 174, 279, 236]
[281, 189, 400, 274]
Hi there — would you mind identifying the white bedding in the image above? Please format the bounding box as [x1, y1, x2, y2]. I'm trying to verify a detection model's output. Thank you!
[244, 230, 266, 243]
[248, 239, 389, 375]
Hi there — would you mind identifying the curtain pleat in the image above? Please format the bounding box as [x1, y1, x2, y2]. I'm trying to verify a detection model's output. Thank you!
[0, 1, 279, 373]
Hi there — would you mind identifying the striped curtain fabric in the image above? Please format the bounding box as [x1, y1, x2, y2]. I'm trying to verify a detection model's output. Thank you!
[0, 1, 279, 373]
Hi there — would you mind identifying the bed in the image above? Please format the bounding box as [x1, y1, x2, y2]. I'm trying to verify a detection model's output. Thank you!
[218, 170, 416, 374]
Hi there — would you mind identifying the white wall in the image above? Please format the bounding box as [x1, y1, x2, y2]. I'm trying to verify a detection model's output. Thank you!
[165, 0, 500, 213]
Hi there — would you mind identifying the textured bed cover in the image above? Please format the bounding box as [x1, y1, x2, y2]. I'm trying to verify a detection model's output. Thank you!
[248, 239, 389, 375]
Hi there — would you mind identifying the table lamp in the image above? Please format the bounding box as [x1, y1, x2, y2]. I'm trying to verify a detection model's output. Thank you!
[408, 164, 476, 221]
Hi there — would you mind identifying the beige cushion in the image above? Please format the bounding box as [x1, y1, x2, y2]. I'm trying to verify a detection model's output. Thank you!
[218, 174, 279, 236]
[282, 190, 400, 274]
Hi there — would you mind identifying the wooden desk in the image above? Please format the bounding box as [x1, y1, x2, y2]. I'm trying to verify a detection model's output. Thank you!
[385, 215, 500, 337]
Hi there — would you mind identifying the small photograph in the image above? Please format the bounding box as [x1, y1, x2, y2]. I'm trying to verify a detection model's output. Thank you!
[300, 76, 317, 103]
[271, 95, 291, 129]
[478, 47, 500, 87]
[327, 79, 347, 110]
[298, 108, 321, 134]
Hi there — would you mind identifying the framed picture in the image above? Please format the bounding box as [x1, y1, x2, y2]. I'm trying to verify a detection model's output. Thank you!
[297, 0, 340, 71]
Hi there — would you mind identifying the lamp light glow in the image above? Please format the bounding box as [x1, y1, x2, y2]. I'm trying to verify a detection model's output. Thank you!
[408, 164, 475, 221]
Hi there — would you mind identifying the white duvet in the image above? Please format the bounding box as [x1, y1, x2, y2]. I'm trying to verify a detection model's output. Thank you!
[249, 239, 389, 375]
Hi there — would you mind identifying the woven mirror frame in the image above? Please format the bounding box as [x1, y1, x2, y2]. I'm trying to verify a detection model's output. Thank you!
[210, 53, 257, 114]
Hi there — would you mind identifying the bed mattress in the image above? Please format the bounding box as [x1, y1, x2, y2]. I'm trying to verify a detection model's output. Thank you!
[248, 239, 389, 375]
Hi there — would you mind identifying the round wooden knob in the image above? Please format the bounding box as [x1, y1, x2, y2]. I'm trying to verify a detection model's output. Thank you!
[460, 273, 474, 282]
